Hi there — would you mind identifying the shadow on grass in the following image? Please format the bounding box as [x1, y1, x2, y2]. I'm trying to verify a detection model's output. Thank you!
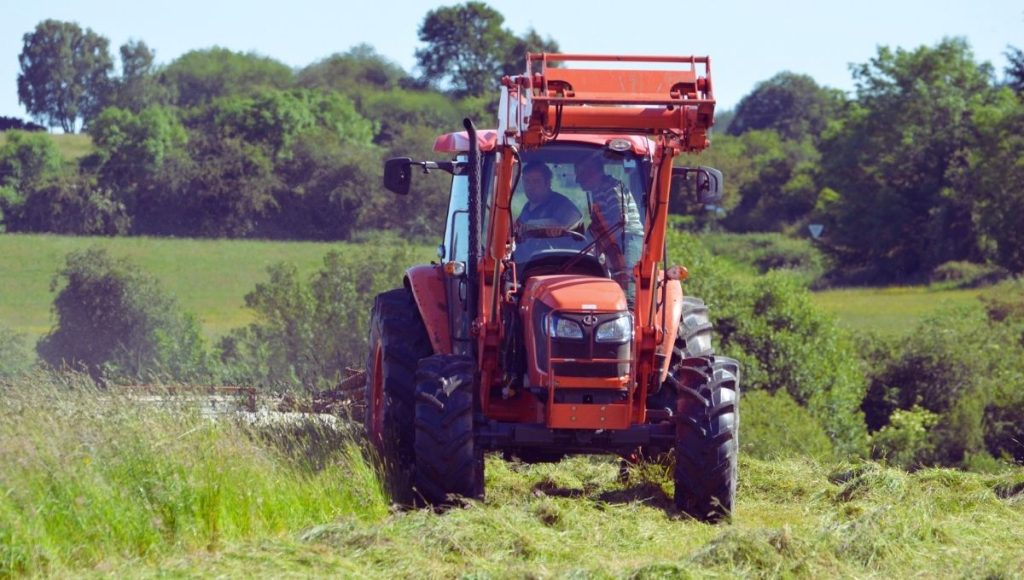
[530, 480, 676, 514]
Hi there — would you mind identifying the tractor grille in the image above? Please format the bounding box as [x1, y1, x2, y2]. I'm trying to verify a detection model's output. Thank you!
[534, 307, 631, 378]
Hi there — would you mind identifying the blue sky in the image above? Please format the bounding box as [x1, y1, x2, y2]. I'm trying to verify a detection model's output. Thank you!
[2, 0, 1021, 123]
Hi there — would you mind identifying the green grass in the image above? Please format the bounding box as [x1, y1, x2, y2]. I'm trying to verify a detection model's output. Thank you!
[2, 374, 1021, 577]
[0, 132, 94, 161]
[810, 286, 984, 336]
[0, 234, 434, 341]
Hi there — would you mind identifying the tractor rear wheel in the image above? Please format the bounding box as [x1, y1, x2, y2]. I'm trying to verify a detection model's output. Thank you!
[413, 354, 484, 505]
[673, 356, 740, 522]
[364, 288, 431, 486]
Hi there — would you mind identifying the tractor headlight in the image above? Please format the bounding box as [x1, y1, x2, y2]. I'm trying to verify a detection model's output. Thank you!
[548, 315, 584, 340]
[596, 314, 633, 343]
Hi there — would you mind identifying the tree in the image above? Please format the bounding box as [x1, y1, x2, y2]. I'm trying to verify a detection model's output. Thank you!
[17, 20, 113, 132]
[503, 28, 559, 76]
[107, 39, 170, 112]
[1006, 46, 1024, 95]
[297, 44, 410, 98]
[818, 38, 993, 280]
[161, 47, 293, 108]
[37, 248, 211, 381]
[727, 72, 843, 142]
[415, 2, 558, 97]
[964, 89, 1024, 272]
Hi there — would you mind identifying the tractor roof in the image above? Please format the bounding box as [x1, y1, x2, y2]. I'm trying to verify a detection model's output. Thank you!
[433, 130, 654, 156]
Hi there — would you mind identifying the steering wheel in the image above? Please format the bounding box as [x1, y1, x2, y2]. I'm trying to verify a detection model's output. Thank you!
[516, 219, 586, 242]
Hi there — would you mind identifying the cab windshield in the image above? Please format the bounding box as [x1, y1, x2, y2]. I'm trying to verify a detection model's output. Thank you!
[510, 144, 649, 276]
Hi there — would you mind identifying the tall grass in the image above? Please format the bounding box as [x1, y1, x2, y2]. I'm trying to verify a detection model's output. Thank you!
[0, 371, 388, 575]
[2, 371, 1022, 576]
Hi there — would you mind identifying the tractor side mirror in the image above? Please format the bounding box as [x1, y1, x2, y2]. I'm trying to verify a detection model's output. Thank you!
[383, 157, 467, 195]
[671, 166, 724, 205]
[383, 157, 413, 195]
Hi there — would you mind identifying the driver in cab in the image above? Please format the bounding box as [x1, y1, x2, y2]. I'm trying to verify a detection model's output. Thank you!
[515, 162, 582, 234]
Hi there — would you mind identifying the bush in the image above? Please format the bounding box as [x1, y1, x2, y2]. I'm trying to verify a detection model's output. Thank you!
[10, 173, 131, 235]
[219, 244, 418, 390]
[862, 304, 1024, 468]
[36, 248, 213, 382]
[979, 278, 1024, 324]
[669, 230, 869, 456]
[870, 406, 938, 469]
[930, 261, 1008, 288]
[702, 232, 826, 284]
[740, 389, 834, 460]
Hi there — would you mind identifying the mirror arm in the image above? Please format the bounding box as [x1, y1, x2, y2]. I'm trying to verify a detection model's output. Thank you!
[414, 160, 467, 176]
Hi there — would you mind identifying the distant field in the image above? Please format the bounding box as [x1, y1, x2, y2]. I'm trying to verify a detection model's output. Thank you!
[0, 131, 94, 161]
[3, 234, 986, 342]
[0, 234, 433, 340]
[811, 285, 984, 336]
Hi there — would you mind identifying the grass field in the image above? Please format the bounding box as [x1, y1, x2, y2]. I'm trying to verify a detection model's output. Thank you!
[2, 234, 988, 343]
[0, 234, 434, 340]
[810, 285, 984, 336]
[0, 132, 94, 161]
[2, 375, 1021, 577]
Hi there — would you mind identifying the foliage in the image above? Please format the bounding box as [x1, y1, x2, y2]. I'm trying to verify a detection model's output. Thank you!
[979, 278, 1024, 324]
[727, 72, 844, 142]
[861, 304, 1024, 468]
[670, 231, 868, 456]
[160, 47, 293, 108]
[105, 39, 171, 112]
[270, 129, 382, 240]
[870, 406, 938, 469]
[415, 1, 557, 97]
[963, 88, 1024, 273]
[204, 88, 376, 159]
[219, 245, 417, 390]
[297, 43, 410, 99]
[702, 232, 826, 282]
[929, 260, 1008, 289]
[818, 39, 992, 280]
[8, 173, 130, 235]
[17, 20, 113, 132]
[0, 116, 45, 132]
[1006, 45, 1024, 95]
[740, 389, 835, 460]
[36, 248, 212, 382]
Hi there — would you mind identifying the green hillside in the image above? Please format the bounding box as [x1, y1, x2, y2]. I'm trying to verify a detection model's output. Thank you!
[810, 286, 984, 336]
[0, 234, 434, 339]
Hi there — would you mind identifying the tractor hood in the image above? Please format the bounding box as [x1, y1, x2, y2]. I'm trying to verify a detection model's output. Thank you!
[522, 275, 627, 312]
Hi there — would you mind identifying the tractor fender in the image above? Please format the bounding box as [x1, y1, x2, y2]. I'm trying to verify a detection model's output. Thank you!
[656, 278, 684, 383]
[405, 265, 451, 355]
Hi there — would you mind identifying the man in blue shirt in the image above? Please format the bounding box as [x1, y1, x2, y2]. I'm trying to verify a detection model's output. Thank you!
[516, 162, 582, 228]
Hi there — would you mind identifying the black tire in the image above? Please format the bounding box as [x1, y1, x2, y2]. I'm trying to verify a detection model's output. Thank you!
[678, 296, 714, 359]
[364, 288, 432, 478]
[673, 356, 740, 522]
[414, 354, 484, 505]
[648, 295, 715, 410]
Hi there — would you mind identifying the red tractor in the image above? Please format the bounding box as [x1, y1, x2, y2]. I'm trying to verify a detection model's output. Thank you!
[366, 54, 739, 521]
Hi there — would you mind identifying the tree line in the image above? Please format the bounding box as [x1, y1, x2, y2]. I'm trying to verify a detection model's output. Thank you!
[3, 4, 1024, 281]
[1, 3, 554, 241]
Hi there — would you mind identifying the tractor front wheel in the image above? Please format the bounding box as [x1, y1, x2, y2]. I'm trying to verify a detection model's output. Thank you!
[413, 354, 484, 505]
[673, 356, 740, 522]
